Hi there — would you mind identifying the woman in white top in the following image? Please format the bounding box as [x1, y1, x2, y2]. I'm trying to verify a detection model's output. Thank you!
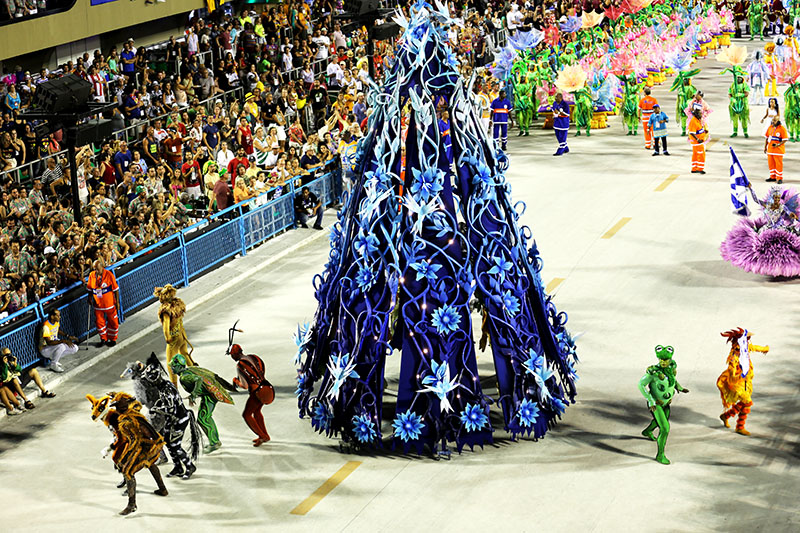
[761, 98, 780, 136]
[253, 126, 271, 167]
[173, 78, 188, 107]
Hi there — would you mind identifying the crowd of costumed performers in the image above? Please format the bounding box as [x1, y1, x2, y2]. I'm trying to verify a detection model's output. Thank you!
[85, 284, 274, 515]
[74, 3, 800, 518]
[482, 1, 736, 155]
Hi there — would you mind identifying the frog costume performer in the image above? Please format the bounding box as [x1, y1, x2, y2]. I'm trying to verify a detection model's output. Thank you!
[749, 0, 765, 41]
[170, 353, 234, 453]
[573, 83, 593, 136]
[669, 70, 699, 136]
[154, 285, 197, 386]
[638, 345, 690, 465]
[622, 75, 642, 135]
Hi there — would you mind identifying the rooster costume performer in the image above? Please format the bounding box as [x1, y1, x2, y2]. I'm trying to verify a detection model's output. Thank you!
[154, 285, 196, 385]
[717, 328, 769, 435]
[86, 391, 168, 515]
[230, 344, 275, 446]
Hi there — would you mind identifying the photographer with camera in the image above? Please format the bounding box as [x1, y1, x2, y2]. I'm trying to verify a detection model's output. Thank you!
[1, 347, 56, 416]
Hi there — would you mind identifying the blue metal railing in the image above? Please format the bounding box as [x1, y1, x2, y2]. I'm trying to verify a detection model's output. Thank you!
[0, 170, 339, 369]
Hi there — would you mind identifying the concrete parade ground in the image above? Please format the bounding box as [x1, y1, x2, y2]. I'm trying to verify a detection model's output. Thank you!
[1, 39, 798, 532]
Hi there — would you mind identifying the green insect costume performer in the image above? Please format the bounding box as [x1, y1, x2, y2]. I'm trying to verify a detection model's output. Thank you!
[748, 0, 765, 41]
[784, 81, 800, 141]
[573, 84, 593, 136]
[725, 70, 751, 137]
[669, 69, 699, 136]
[170, 353, 234, 454]
[638, 345, 690, 465]
[622, 75, 642, 135]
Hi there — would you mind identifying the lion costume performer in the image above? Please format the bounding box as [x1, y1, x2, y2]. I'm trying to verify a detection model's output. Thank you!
[86, 391, 168, 515]
[717, 328, 769, 435]
[154, 285, 196, 385]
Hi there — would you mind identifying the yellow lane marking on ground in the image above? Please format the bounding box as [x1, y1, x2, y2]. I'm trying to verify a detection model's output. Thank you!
[290, 461, 362, 515]
[655, 174, 679, 192]
[601, 217, 632, 239]
[545, 277, 565, 293]
[706, 138, 719, 149]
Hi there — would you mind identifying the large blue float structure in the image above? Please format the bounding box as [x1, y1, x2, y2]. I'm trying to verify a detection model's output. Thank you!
[296, 1, 578, 455]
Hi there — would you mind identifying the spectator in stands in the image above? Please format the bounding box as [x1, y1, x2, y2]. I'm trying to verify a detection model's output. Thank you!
[216, 141, 234, 170]
[308, 79, 329, 129]
[0, 347, 55, 416]
[211, 172, 232, 212]
[353, 93, 368, 125]
[300, 145, 320, 170]
[113, 141, 133, 180]
[39, 308, 78, 373]
[294, 186, 323, 230]
[120, 40, 136, 77]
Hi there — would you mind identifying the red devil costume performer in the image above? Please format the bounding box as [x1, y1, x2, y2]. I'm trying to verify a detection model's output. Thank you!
[228, 324, 274, 446]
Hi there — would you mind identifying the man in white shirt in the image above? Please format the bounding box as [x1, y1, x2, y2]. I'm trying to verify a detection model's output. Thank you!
[264, 143, 281, 170]
[312, 28, 331, 60]
[506, 4, 523, 36]
[326, 56, 345, 91]
[216, 141, 235, 170]
[332, 24, 347, 50]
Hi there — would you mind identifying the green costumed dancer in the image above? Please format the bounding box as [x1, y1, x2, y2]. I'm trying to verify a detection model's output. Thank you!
[622, 75, 642, 135]
[669, 69, 698, 136]
[560, 42, 578, 68]
[638, 345, 689, 465]
[784, 81, 800, 141]
[792, 2, 800, 27]
[727, 73, 750, 137]
[170, 353, 234, 453]
[573, 83, 593, 136]
[748, 0, 765, 41]
[514, 75, 534, 136]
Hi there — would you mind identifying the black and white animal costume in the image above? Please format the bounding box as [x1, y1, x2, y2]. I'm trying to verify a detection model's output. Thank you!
[122, 353, 201, 479]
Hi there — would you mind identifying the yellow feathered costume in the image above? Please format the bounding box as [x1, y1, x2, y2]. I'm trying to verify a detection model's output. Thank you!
[716, 328, 769, 435]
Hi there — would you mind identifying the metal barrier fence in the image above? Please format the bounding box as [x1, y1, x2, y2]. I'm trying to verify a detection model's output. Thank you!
[0, 169, 338, 370]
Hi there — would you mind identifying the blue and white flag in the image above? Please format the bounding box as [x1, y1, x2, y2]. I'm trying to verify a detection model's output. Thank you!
[729, 147, 752, 216]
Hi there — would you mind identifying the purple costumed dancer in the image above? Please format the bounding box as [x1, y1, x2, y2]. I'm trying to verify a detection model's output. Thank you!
[721, 187, 800, 277]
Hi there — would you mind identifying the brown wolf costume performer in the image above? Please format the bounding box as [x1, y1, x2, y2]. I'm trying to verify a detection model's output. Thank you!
[86, 392, 168, 515]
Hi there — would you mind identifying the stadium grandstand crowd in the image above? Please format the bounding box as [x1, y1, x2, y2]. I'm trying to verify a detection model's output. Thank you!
[0, 0, 551, 320]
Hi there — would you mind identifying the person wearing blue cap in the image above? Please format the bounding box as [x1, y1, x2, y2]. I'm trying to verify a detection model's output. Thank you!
[648, 104, 670, 156]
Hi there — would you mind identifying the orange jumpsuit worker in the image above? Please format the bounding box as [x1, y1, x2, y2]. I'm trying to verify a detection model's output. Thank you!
[639, 87, 659, 149]
[85, 259, 120, 347]
[764, 116, 788, 184]
[688, 108, 708, 174]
